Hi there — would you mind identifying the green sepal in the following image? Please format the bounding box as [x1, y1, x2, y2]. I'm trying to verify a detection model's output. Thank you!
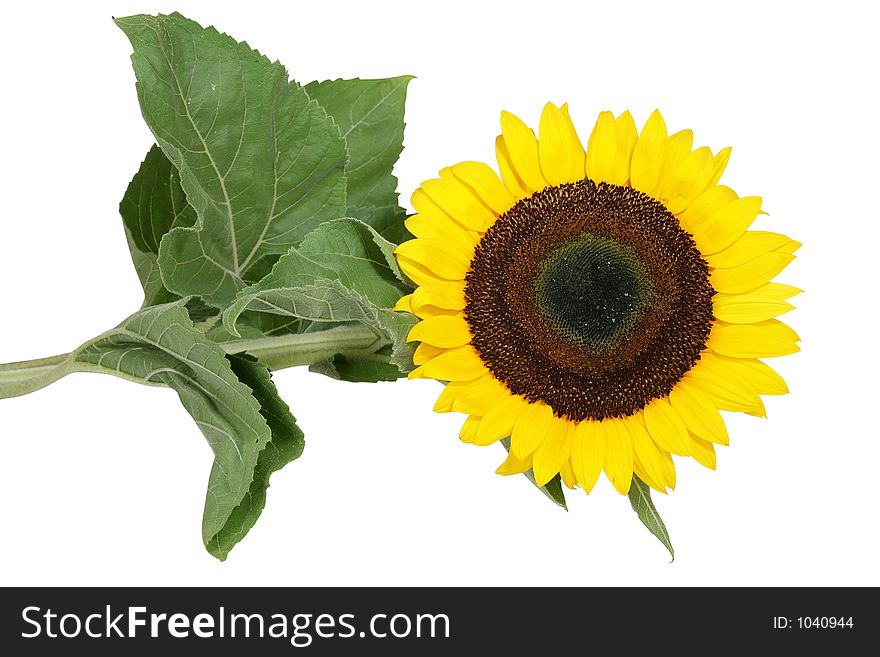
[628, 474, 674, 560]
[500, 437, 568, 511]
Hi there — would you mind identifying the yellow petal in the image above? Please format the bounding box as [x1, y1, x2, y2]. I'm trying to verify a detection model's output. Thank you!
[711, 252, 796, 294]
[688, 434, 717, 470]
[559, 459, 578, 489]
[421, 177, 496, 232]
[459, 415, 480, 444]
[571, 420, 605, 493]
[538, 102, 569, 186]
[630, 110, 668, 195]
[653, 129, 694, 198]
[406, 207, 479, 250]
[495, 135, 531, 200]
[496, 448, 533, 476]
[533, 419, 574, 487]
[632, 461, 661, 494]
[685, 361, 762, 413]
[661, 146, 714, 214]
[659, 449, 676, 490]
[706, 147, 732, 188]
[473, 393, 528, 446]
[705, 231, 796, 269]
[413, 342, 445, 366]
[410, 283, 466, 317]
[393, 294, 413, 313]
[689, 196, 763, 255]
[713, 291, 795, 324]
[395, 239, 472, 281]
[500, 110, 547, 192]
[403, 217, 477, 264]
[603, 418, 634, 495]
[709, 355, 789, 395]
[410, 188, 482, 237]
[408, 344, 488, 381]
[434, 374, 509, 415]
[539, 102, 585, 186]
[745, 398, 768, 419]
[756, 282, 803, 301]
[642, 399, 690, 456]
[741, 359, 790, 395]
[432, 383, 456, 413]
[707, 319, 800, 358]
[510, 401, 555, 459]
[679, 185, 738, 230]
[689, 352, 764, 402]
[438, 166, 500, 222]
[448, 161, 515, 216]
[628, 420, 671, 493]
[669, 381, 729, 445]
[585, 111, 617, 184]
[561, 104, 587, 181]
[612, 111, 638, 185]
[407, 314, 471, 348]
[396, 254, 450, 288]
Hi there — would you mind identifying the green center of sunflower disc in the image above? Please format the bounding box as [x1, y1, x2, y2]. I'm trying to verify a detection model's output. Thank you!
[534, 234, 651, 348]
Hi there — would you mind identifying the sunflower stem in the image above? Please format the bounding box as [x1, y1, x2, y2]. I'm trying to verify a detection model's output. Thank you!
[220, 325, 389, 371]
[0, 325, 389, 400]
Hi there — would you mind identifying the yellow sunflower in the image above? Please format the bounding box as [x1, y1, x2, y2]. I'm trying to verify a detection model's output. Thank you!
[394, 105, 799, 495]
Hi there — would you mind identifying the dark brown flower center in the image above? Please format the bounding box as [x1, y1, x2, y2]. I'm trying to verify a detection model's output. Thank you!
[463, 179, 714, 421]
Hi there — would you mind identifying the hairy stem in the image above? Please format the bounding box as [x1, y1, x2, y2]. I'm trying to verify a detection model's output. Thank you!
[0, 325, 388, 400]
[221, 325, 388, 370]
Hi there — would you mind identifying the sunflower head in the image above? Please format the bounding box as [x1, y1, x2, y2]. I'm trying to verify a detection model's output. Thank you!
[394, 104, 799, 495]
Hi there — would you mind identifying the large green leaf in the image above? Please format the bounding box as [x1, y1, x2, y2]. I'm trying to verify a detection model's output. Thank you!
[0, 301, 302, 558]
[116, 13, 347, 308]
[210, 353, 305, 560]
[628, 475, 674, 560]
[74, 302, 275, 553]
[119, 145, 196, 307]
[305, 77, 412, 243]
[222, 218, 416, 373]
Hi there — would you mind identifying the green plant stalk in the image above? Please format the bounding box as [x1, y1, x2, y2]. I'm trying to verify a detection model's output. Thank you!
[0, 324, 386, 400]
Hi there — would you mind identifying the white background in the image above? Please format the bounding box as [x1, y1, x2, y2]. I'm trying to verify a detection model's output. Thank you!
[0, 0, 877, 586]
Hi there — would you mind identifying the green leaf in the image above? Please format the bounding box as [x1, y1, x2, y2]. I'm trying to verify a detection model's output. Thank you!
[628, 475, 674, 560]
[309, 352, 403, 382]
[535, 474, 567, 509]
[500, 437, 568, 510]
[305, 77, 412, 243]
[209, 353, 305, 560]
[116, 13, 347, 308]
[222, 218, 416, 373]
[125, 239, 178, 308]
[72, 301, 274, 557]
[119, 145, 196, 307]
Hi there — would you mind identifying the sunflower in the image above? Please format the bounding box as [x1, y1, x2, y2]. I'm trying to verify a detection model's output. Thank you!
[394, 105, 799, 495]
